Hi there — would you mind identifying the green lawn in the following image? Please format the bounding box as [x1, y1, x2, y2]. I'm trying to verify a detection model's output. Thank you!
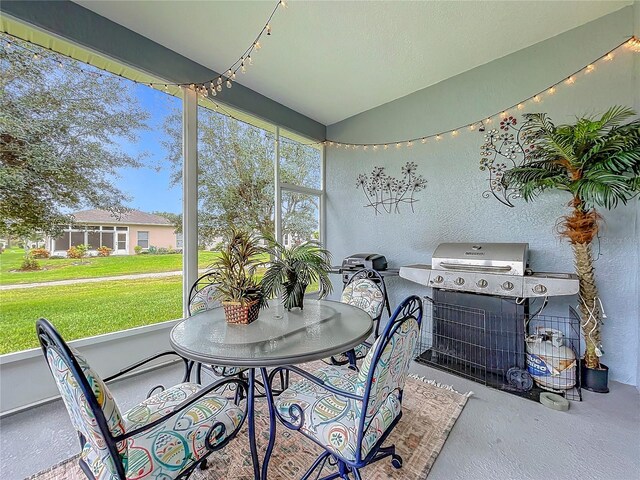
[0, 248, 222, 285]
[0, 277, 183, 354]
[0, 249, 319, 354]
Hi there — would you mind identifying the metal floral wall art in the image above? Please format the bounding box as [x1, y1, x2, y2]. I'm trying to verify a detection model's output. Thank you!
[479, 115, 538, 207]
[356, 162, 427, 214]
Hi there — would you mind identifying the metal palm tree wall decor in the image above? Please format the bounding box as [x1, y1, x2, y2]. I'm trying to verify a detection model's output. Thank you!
[356, 162, 427, 214]
[478, 115, 540, 207]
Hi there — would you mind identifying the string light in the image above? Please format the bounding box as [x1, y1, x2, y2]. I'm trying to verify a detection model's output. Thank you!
[318, 35, 637, 151]
[1, 0, 285, 96]
[2, 27, 635, 151]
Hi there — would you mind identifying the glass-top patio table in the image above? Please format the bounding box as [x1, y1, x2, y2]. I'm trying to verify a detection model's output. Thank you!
[170, 299, 373, 480]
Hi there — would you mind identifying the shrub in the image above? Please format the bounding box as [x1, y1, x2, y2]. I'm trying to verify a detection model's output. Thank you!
[97, 246, 112, 257]
[157, 247, 169, 255]
[148, 245, 158, 255]
[30, 248, 50, 259]
[67, 244, 90, 259]
[134, 245, 143, 255]
[19, 256, 41, 271]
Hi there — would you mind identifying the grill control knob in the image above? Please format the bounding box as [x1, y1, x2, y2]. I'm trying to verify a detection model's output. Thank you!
[533, 284, 547, 294]
[432, 275, 444, 284]
[477, 279, 488, 288]
[454, 277, 465, 286]
[502, 281, 514, 291]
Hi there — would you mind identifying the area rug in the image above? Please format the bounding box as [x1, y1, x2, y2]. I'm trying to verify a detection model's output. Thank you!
[28, 363, 470, 480]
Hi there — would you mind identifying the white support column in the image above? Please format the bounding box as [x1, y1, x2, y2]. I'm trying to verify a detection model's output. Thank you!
[182, 87, 198, 317]
[274, 127, 282, 242]
[320, 144, 326, 247]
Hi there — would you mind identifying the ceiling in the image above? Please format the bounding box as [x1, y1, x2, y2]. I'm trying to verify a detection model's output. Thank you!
[73, 0, 631, 126]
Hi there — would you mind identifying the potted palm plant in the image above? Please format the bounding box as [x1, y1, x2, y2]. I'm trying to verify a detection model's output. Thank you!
[261, 235, 333, 310]
[208, 227, 266, 324]
[503, 106, 640, 392]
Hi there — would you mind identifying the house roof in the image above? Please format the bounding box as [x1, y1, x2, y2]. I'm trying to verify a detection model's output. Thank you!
[72, 209, 173, 226]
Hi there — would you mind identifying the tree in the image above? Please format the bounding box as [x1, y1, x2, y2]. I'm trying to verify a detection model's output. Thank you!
[0, 37, 150, 238]
[162, 105, 319, 244]
[503, 107, 640, 370]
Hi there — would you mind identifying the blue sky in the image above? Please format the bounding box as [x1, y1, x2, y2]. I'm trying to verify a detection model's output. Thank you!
[113, 85, 182, 214]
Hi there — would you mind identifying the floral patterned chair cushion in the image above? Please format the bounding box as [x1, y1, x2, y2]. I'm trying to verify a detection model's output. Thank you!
[341, 279, 385, 319]
[322, 278, 385, 366]
[188, 284, 220, 315]
[46, 347, 126, 478]
[355, 316, 420, 420]
[275, 365, 401, 462]
[81, 382, 245, 480]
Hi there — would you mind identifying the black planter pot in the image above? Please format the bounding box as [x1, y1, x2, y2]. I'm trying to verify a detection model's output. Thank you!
[581, 362, 609, 393]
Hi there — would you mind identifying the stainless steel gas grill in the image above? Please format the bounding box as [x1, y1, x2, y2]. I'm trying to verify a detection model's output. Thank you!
[400, 242, 582, 402]
[400, 243, 579, 298]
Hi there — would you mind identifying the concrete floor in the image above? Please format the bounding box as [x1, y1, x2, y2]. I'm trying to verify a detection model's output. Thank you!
[1, 361, 638, 480]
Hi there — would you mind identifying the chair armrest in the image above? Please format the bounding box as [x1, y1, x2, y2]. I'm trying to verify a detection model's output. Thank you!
[268, 365, 363, 401]
[103, 351, 189, 383]
[112, 377, 248, 442]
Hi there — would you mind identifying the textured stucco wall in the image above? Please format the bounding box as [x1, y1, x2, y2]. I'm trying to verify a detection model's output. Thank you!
[326, 7, 639, 385]
[128, 225, 178, 254]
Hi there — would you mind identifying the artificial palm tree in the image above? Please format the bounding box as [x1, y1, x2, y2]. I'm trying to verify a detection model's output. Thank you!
[261, 235, 333, 310]
[503, 106, 640, 371]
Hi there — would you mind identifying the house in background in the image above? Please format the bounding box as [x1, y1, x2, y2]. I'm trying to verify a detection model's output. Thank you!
[47, 209, 179, 256]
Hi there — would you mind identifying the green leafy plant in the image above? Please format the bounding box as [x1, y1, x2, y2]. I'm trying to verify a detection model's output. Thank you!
[30, 248, 50, 259]
[206, 228, 266, 307]
[97, 246, 112, 257]
[503, 107, 640, 370]
[19, 255, 41, 271]
[148, 245, 158, 255]
[134, 245, 143, 255]
[260, 234, 332, 311]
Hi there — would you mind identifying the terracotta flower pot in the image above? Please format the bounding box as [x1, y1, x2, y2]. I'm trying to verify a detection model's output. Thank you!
[222, 299, 260, 325]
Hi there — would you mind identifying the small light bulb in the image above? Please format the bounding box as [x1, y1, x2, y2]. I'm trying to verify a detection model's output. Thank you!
[5, 42, 11, 50]
[231, 72, 236, 80]
[436, 135, 442, 141]
[329, 141, 334, 146]
[279, 0, 287, 7]
[533, 95, 541, 103]
[396, 143, 401, 149]
[566, 76, 575, 85]
[226, 80, 232, 88]
[336, 143, 341, 148]
[164, 84, 169, 92]
[247, 56, 253, 65]
[585, 64, 595, 74]
[517, 103, 524, 110]
[241, 64, 246, 74]
[189, 83, 195, 90]
[485, 118, 492, 124]
[354, 145, 359, 150]
[469, 125, 475, 131]
[33, 53, 39, 60]
[451, 130, 458, 137]
[407, 141, 413, 147]
[216, 84, 222, 92]
[212, 89, 217, 97]
[373, 145, 378, 151]
[421, 137, 427, 144]
[384, 144, 389, 150]
[500, 111, 508, 118]
[255, 41, 261, 50]
[217, 77, 223, 85]
[266, 25, 272, 35]
[363, 145, 368, 150]
[605, 53, 614, 61]
[548, 87, 556, 95]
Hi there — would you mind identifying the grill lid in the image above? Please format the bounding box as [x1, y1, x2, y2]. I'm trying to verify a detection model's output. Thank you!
[432, 243, 529, 276]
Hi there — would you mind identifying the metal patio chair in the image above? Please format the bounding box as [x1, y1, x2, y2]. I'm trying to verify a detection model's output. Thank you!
[36, 319, 248, 480]
[322, 268, 389, 367]
[270, 295, 423, 480]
